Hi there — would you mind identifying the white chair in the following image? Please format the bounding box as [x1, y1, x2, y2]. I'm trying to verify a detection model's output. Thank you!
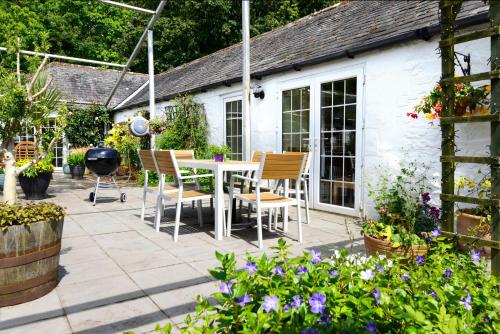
[137, 149, 194, 222]
[226, 152, 307, 249]
[282, 151, 312, 225]
[152, 150, 214, 242]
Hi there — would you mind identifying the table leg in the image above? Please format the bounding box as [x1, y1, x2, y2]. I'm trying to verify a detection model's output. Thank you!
[283, 179, 289, 232]
[214, 166, 224, 240]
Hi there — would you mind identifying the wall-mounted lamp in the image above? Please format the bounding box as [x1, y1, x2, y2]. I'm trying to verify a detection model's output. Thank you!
[252, 85, 265, 99]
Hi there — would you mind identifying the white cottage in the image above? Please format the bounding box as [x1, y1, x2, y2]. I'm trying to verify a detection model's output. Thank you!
[57, 0, 491, 217]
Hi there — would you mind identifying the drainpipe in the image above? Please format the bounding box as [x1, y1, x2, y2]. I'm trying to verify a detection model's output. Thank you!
[242, 0, 251, 160]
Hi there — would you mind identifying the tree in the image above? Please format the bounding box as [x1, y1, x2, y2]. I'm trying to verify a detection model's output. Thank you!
[0, 59, 66, 204]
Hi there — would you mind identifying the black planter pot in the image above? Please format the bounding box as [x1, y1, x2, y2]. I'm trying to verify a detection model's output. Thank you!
[70, 165, 85, 179]
[19, 172, 52, 200]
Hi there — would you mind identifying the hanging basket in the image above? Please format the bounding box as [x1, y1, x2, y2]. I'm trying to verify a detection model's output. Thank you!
[363, 234, 428, 259]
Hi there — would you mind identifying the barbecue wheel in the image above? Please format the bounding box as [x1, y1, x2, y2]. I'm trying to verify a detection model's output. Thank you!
[89, 192, 95, 202]
[120, 193, 127, 202]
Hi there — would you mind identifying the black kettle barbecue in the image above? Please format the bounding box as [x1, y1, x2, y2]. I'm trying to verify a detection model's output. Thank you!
[85, 146, 126, 205]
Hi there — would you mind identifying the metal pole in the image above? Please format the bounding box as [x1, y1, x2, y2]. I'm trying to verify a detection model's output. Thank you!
[242, 0, 251, 160]
[16, 38, 20, 83]
[148, 29, 156, 148]
[104, 0, 167, 107]
[0, 46, 125, 68]
[98, 0, 155, 14]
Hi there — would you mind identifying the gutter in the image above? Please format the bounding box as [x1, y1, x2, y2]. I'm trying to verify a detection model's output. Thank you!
[116, 12, 488, 111]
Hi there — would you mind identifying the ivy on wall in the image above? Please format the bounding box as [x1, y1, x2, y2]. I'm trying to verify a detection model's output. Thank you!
[64, 105, 111, 148]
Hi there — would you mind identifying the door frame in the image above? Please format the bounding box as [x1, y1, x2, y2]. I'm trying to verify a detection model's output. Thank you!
[222, 94, 243, 160]
[277, 64, 365, 216]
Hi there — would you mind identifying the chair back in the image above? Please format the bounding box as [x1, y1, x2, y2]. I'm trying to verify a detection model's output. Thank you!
[15, 141, 37, 161]
[284, 151, 311, 174]
[153, 149, 194, 177]
[137, 149, 157, 171]
[259, 153, 306, 181]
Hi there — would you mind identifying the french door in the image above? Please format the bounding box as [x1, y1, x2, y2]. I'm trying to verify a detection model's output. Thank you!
[280, 68, 363, 215]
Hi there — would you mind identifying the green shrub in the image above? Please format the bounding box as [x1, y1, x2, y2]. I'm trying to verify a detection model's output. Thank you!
[207, 144, 230, 158]
[157, 95, 209, 158]
[16, 155, 55, 178]
[64, 105, 111, 147]
[137, 170, 160, 187]
[0, 202, 65, 230]
[104, 123, 141, 171]
[66, 148, 87, 166]
[155, 239, 499, 333]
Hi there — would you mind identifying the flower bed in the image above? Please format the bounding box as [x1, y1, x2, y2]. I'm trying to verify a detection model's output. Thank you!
[154, 239, 499, 333]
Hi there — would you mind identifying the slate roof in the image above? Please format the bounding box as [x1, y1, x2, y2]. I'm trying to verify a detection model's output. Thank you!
[45, 62, 147, 109]
[117, 0, 488, 110]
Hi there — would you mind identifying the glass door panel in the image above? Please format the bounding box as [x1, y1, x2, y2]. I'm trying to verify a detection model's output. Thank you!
[319, 78, 357, 208]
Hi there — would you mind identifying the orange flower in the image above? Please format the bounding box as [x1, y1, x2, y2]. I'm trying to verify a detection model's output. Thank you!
[436, 84, 442, 92]
[457, 83, 464, 91]
[433, 103, 442, 113]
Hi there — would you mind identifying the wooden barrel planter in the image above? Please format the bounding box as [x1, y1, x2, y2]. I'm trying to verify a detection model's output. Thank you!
[364, 234, 428, 258]
[457, 211, 491, 257]
[0, 218, 64, 307]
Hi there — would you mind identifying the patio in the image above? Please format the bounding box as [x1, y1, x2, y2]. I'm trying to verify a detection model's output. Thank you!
[0, 174, 361, 334]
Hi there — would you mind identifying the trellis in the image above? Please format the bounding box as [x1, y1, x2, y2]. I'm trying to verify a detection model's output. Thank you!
[439, 0, 500, 275]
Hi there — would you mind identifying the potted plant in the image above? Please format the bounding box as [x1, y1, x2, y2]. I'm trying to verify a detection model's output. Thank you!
[0, 202, 65, 306]
[408, 82, 490, 120]
[16, 155, 55, 200]
[361, 162, 440, 258]
[147, 114, 169, 135]
[455, 172, 491, 257]
[208, 144, 230, 162]
[67, 148, 87, 179]
[104, 123, 140, 177]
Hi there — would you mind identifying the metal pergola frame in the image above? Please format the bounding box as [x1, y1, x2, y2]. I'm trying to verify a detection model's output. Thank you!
[1, 0, 252, 155]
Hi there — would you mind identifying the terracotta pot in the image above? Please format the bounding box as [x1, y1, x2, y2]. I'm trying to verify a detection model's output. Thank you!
[457, 211, 491, 257]
[363, 234, 428, 259]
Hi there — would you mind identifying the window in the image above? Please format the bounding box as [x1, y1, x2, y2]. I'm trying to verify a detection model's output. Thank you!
[225, 100, 242, 161]
[319, 77, 357, 208]
[282, 87, 310, 152]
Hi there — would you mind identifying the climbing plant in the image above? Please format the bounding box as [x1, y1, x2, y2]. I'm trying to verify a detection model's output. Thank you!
[64, 104, 111, 148]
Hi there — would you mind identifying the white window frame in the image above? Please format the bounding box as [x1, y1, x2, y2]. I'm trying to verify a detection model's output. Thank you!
[223, 95, 243, 161]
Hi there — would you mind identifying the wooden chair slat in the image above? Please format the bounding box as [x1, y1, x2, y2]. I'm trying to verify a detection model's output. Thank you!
[138, 150, 157, 171]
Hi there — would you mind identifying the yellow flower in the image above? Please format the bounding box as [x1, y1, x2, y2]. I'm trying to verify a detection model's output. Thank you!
[484, 84, 491, 93]
[467, 180, 476, 188]
[481, 179, 491, 190]
[425, 113, 434, 120]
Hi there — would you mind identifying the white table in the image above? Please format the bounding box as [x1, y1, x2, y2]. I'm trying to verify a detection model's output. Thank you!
[177, 159, 259, 240]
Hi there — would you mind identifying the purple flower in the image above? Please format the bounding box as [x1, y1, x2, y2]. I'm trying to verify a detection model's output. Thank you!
[308, 293, 326, 314]
[219, 281, 233, 295]
[291, 295, 303, 308]
[444, 269, 452, 279]
[470, 250, 481, 264]
[416, 255, 425, 265]
[430, 289, 439, 301]
[401, 273, 411, 282]
[460, 294, 472, 311]
[234, 293, 251, 306]
[301, 329, 319, 334]
[297, 265, 308, 275]
[320, 314, 332, 325]
[360, 269, 375, 280]
[262, 295, 279, 313]
[283, 304, 290, 312]
[245, 261, 258, 275]
[327, 269, 339, 278]
[374, 263, 385, 274]
[431, 229, 441, 238]
[274, 265, 285, 277]
[365, 322, 378, 333]
[372, 288, 380, 304]
[422, 192, 431, 202]
[311, 250, 322, 264]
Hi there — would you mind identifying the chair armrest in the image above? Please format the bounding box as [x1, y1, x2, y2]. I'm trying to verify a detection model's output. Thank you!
[179, 170, 192, 175]
[231, 174, 258, 184]
[180, 173, 214, 180]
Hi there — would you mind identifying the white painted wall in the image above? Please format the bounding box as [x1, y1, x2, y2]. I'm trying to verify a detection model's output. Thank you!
[115, 31, 490, 218]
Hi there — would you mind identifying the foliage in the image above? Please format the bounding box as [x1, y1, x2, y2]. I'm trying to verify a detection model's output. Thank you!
[409, 83, 490, 120]
[147, 114, 169, 135]
[0, 0, 338, 74]
[66, 147, 87, 166]
[151, 239, 499, 333]
[104, 123, 141, 170]
[363, 162, 440, 246]
[455, 170, 492, 227]
[0, 166, 4, 175]
[207, 144, 231, 157]
[16, 154, 54, 178]
[0, 202, 64, 230]
[157, 95, 209, 158]
[0, 67, 27, 147]
[64, 105, 111, 148]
